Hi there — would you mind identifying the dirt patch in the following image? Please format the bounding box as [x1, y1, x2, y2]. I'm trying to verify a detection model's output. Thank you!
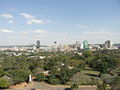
[9, 82, 31, 89]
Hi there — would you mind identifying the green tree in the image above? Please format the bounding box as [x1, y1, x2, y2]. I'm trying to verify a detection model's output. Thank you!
[48, 74, 60, 85]
[8, 69, 31, 84]
[83, 50, 93, 58]
[111, 76, 120, 90]
[0, 69, 7, 77]
[60, 66, 74, 84]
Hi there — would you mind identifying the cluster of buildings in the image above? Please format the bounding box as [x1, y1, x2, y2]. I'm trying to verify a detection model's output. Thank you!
[57, 40, 119, 51]
[0, 40, 120, 52]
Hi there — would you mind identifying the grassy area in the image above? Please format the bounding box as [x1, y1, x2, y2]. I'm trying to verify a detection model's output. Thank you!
[68, 69, 100, 85]
[81, 70, 100, 77]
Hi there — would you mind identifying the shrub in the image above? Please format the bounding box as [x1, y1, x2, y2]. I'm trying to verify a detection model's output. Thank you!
[36, 73, 46, 81]
[0, 78, 10, 89]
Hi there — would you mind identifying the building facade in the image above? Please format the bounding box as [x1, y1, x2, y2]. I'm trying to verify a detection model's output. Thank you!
[83, 40, 89, 50]
[104, 40, 112, 49]
[36, 40, 40, 48]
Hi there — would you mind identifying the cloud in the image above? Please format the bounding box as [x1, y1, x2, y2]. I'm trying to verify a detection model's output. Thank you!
[20, 13, 50, 24]
[20, 29, 48, 35]
[20, 31, 29, 34]
[0, 28, 15, 33]
[80, 25, 88, 30]
[27, 19, 49, 24]
[8, 20, 14, 24]
[9, 8, 16, 11]
[20, 13, 35, 19]
[76, 24, 88, 30]
[83, 31, 113, 36]
[32, 29, 47, 34]
[0, 14, 13, 19]
[52, 33, 69, 37]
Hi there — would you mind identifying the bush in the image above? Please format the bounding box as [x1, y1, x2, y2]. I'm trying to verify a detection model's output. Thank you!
[48, 75, 60, 85]
[49, 78, 60, 85]
[36, 73, 46, 81]
[0, 78, 10, 89]
[70, 84, 78, 90]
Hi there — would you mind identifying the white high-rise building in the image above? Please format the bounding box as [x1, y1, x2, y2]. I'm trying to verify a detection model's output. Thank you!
[104, 40, 112, 49]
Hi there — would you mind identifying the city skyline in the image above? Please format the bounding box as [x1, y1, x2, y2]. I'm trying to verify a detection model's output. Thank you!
[0, 0, 120, 45]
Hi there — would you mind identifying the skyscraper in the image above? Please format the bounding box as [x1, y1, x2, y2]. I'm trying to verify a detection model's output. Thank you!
[36, 40, 40, 48]
[83, 40, 89, 50]
[75, 41, 81, 51]
[104, 40, 112, 49]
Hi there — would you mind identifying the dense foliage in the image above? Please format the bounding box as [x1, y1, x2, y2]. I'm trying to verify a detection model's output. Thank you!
[0, 50, 120, 90]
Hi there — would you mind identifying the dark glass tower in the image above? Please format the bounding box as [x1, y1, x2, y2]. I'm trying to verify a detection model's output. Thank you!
[36, 40, 40, 48]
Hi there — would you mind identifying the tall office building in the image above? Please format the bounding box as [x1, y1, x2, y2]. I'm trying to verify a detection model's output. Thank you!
[36, 40, 40, 48]
[54, 41, 57, 50]
[83, 40, 89, 50]
[76, 41, 80, 47]
[105, 40, 112, 49]
[75, 41, 81, 50]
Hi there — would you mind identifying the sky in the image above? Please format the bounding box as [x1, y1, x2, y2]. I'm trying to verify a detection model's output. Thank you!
[0, 0, 120, 45]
